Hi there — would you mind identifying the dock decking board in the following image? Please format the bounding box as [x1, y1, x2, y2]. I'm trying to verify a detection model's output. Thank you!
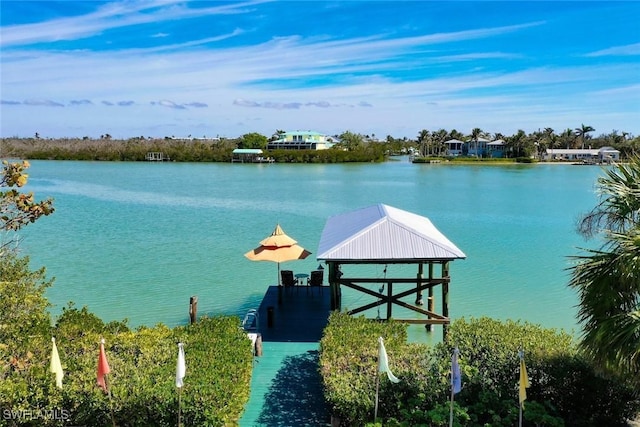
[239, 285, 331, 426]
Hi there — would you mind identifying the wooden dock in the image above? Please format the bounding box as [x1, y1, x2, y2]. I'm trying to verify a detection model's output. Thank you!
[239, 285, 331, 426]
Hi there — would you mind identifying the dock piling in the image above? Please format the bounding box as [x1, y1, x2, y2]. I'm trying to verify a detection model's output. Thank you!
[189, 296, 198, 324]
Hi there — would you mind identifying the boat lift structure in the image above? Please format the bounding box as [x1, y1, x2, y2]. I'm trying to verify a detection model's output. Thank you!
[317, 204, 466, 339]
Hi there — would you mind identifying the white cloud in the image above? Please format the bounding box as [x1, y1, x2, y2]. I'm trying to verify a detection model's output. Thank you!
[585, 43, 640, 57]
[0, 0, 267, 48]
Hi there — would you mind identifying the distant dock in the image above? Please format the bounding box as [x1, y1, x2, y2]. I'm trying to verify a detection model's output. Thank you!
[145, 152, 171, 161]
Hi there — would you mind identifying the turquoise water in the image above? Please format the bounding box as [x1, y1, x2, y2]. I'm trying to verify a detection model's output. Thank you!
[17, 159, 603, 340]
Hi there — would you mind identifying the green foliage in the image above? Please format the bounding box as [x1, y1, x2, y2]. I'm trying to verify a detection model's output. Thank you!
[0, 254, 254, 426]
[1, 160, 54, 236]
[320, 314, 640, 427]
[238, 132, 268, 149]
[569, 155, 640, 385]
[320, 312, 430, 425]
[0, 253, 53, 372]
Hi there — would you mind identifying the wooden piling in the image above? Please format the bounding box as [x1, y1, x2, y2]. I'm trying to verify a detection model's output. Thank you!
[189, 296, 198, 324]
[442, 262, 450, 339]
[254, 334, 262, 357]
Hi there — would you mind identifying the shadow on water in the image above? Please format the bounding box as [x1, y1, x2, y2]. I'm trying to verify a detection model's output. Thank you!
[256, 350, 329, 426]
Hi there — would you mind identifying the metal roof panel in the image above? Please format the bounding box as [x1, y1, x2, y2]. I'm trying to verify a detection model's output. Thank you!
[317, 204, 465, 261]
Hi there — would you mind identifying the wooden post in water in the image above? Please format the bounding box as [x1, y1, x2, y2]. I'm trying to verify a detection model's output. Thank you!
[189, 296, 198, 324]
[255, 333, 263, 357]
[442, 262, 450, 340]
[427, 263, 435, 331]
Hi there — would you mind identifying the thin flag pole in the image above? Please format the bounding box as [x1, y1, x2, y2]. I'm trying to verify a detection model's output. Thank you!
[176, 342, 186, 427]
[375, 337, 400, 422]
[449, 347, 461, 427]
[449, 387, 454, 427]
[178, 387, 182, 427]
[374, 369, 380, 422]
[518, 348, 530, 427]
[105, 376, 116, 427]
[97, 337, 116, 427]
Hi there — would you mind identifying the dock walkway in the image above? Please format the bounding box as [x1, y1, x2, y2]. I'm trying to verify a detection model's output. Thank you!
[239, 286, 332, 426]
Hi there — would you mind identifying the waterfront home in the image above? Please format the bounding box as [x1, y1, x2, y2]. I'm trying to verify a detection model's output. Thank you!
[467, 137, 491, 157]
[444, 139, 465, 156]
[544, 146, 620, 162]
[267, 131, 334, 150]
[486, 139, 505, 158]
[444, 137, 500, 158]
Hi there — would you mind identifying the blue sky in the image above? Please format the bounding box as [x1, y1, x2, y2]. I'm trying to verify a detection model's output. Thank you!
[1, 1, 639, 140]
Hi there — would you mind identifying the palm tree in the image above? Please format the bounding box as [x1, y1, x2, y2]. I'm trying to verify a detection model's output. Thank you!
[543, 128, 555, 160]
[575, 124, 595, 149]
[569, 155, 640, 385]
[417, 129, 430, 157]
[469, 127, 484, 157]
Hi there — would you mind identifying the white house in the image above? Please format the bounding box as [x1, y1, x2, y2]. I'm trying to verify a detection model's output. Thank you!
[267, 131, 334, 150]
[544, 146, 620, 162]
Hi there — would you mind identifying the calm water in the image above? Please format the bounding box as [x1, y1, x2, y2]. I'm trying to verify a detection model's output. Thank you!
[16, 159, 604, 340]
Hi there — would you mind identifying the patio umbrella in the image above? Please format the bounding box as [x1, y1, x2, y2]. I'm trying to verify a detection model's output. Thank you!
[244, 224, 311, 285]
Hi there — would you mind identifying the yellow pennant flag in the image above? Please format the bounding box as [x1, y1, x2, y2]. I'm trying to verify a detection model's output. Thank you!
[50, 337, 64, 389]
[519, 350, 530, 408]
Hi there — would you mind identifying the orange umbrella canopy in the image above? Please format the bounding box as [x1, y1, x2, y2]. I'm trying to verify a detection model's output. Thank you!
[245, 244, 312, 263]
[244, 224, 312, 284]
[258, 224, 298, 248]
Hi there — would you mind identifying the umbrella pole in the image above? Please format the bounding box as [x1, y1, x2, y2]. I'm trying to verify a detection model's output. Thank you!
[277, 262, 283, 304]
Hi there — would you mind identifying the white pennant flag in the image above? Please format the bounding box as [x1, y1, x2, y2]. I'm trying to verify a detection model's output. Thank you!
[176, 343, 186, 388]
[378, 337, 400, 383]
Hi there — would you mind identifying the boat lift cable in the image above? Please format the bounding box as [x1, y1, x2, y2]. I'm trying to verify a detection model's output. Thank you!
[376, 265, 388, 320]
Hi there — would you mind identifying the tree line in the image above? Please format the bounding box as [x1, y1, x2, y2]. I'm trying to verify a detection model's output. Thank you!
[5, 125, 639, 162]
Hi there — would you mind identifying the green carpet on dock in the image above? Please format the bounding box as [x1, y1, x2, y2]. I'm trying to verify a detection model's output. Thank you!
[239, 286, 331, 426]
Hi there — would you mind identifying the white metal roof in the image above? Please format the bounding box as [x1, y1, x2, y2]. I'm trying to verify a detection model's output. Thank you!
[317, 204, 466, 262]
[233, 148, 263, 154]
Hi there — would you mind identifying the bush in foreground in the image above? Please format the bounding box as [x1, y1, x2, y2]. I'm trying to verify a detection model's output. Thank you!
[0, 253, 253, 426]
[319, 312, 640, 426]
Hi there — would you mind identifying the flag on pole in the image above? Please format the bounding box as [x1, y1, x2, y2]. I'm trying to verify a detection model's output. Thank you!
[50, 337, 64, 389]
[97, 338, 111, 392]
[519, 350, 530, 408]
[451, 347, 461, 394]
[176, 343, 186, 388]
[377, 337, 400, 383]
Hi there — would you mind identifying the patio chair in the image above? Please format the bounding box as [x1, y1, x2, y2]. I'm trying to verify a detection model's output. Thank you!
[280, 270, 296, 291]
[307, 270, 324, 296]
[241, 309, 259, 332]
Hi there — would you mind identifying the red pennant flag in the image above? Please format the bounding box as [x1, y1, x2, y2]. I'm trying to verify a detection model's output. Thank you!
[97, 338, 111, 392]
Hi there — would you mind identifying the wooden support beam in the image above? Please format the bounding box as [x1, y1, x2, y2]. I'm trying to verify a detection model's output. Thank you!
[392, 318, 450, 325]
[388, 298, 446, 319]
[387, 282, 392, 319]
[343, 280, 447, 320]
[338, 277, 447, 284]
[442, 262, 450, 339]
[416, 263, 424, 305]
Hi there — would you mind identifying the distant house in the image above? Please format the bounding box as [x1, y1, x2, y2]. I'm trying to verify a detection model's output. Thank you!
[544, 147, 620, 162]
[445, 138, 501, 158]
[467, 137, 491, 157]
[444, 139, 465, 156]
[267, 130, 334, 150]
[486, 139, 505, 158]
